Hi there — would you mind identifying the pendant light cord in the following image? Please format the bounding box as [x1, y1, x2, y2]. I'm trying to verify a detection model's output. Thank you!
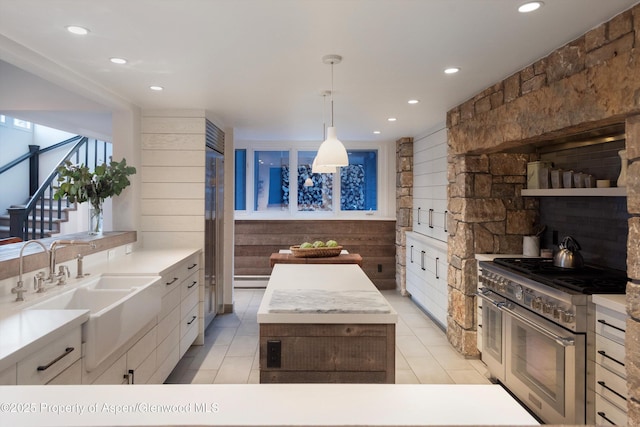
[330, 60, 335, 127]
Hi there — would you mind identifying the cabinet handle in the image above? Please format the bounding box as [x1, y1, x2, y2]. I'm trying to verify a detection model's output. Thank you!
[188, 281, 197, 289]
[410, 245, 414, 263]
[428, 209, 434, 229]
[597, 380, 627, 401]
[597, 411, 617, 425]
[37, 347, 74, 371]
[417, 207, 421, 225]
[435, 257, 439, 279]
[420, 251, 426, 271]
[187, 263, 197, 270]
[597, 319, 625, 333]
[598, 350, 625, 367]
[444, 210, 448, 233]
[187, 315, 197, 325]
[166, 277, 179, 286]
[124, 369, 135, 385]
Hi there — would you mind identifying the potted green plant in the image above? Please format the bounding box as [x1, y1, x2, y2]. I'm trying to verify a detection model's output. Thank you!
[54, 157, 136, 234]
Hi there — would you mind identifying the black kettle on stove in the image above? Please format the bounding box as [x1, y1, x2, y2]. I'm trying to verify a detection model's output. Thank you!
[554, 236, 584, 269]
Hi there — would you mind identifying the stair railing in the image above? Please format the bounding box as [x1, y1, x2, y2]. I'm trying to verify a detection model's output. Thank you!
[7, 137, 111, 240]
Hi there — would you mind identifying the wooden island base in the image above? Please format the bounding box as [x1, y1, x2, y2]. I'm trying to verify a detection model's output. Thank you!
[259, 323, 395, 383]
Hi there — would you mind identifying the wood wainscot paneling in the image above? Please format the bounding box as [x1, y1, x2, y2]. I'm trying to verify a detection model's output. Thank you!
[234, 220, 396, 289]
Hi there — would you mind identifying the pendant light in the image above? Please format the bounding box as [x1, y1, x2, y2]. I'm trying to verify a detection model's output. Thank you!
[314, 54, 348, 168]
[303, 177, 313, 187]
[312, 90, 337, 173]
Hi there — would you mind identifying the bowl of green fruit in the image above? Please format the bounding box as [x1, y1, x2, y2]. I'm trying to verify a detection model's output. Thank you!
[290, 239, 342, 258]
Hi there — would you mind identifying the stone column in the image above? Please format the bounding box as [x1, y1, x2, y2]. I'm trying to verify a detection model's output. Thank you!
[446, 152, 537, 356]
[625, 114, 640, 426]
[395, 137, 413, 295]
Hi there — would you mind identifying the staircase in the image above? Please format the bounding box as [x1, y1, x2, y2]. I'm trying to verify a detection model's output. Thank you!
[0, 200, 77, 239]
[0, 130, 112, 241]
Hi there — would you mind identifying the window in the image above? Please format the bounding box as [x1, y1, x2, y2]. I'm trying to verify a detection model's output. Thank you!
[13, 118, 32, 130]
[254, 150, 289, 211]
[0, 115, 5, 125]
[297, 151, 333, 211]
[234, 142, 389, 218]
[341, 150, 378, 211]
[235, 149, 246, 210]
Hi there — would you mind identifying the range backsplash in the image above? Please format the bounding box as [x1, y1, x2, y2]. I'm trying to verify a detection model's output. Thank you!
[539, 140, 628, 272]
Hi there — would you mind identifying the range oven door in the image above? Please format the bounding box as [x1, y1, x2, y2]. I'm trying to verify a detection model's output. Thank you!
[503, 303, 586, 425]
[476, 288, 506, 382]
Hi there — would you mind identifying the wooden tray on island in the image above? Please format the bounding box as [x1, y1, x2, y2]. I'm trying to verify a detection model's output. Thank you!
[290, 245, 343, 258]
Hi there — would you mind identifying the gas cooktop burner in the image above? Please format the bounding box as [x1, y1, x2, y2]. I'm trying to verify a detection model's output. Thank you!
[493, 257, 627, 294]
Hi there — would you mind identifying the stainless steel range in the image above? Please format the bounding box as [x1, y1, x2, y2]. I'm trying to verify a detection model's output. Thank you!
[477, 257, 626, 425]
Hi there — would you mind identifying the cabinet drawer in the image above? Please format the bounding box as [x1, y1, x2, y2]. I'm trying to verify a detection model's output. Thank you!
[130, 349, 156, 385]
[0, 364, 16, 385]
[151, 345, 180, 384]
[128, 326, 157, 371]
[157, 305, 180, 343]
[595, 363, 628, 411]
[595, 305, 626, 345]
[181, 270, 199, 300]
[180, 315, 199, 358]
[91, 354, 127, 385]
[180, 302, 198, 339]
[159, 286, 181, 319]
[47, 359, 81, 385]
[181, 285, 199, 319]
[157, 324, 180, 363]
[17, 328, 81, 385]
[595, 334, 626, 379]
[160, 266, 182, 296]
[595, 393, 627, 426]
[179, 254, 200, 279]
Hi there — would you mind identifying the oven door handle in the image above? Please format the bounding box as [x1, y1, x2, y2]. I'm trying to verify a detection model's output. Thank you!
[475, 289, 501, 306]
[500, 303, 575, 348]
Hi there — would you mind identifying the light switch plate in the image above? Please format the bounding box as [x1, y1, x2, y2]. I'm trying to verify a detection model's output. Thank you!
[125, 244, 133, 254]
[107, 249, 116, 259]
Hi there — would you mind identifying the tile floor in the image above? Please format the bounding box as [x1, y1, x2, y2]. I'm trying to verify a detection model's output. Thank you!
[166, 288, 492, 385]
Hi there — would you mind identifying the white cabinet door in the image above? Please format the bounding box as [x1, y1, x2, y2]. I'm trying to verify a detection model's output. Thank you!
[413, 127, 448, 243]
[405, 232, 448, 328]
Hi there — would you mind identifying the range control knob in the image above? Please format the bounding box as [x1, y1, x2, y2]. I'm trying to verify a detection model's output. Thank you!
[514, 285, 523, 301]
[561, 311, 575, 324]
[553, 307, 562, 319]
[532, 297, 543, 310]
[543, 302, 554, 314]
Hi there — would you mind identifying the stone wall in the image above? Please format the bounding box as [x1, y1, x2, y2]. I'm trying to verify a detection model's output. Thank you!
[446, 4, 640, 425]
[396, 137, 413, 295]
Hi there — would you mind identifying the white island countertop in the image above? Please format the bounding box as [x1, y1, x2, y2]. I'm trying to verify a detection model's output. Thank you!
[258, 264, 397, 324]
[0, 384, 539, 426]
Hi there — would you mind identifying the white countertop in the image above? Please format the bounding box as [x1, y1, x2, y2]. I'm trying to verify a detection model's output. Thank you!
[0, 384, 540, 426]
[258, 264, 397, 324]
[0, 248, 200, 372]
[592, 294, 627, 314]
[0, 309, 90, 372]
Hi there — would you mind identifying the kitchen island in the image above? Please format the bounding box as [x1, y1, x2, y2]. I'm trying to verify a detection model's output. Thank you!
[257, 264, 397, 383]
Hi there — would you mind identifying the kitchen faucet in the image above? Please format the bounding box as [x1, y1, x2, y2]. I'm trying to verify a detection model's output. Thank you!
[49, 240, 96, 285]
[11, 240, 49, 301]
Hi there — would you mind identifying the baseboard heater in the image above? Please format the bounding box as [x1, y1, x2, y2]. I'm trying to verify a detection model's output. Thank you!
[234, 275, 270, 288]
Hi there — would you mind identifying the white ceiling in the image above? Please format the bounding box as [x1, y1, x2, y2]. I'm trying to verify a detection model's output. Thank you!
[0, 0, 638, 142]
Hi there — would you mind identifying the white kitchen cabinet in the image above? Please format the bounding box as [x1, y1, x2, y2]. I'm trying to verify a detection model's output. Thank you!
[46, 359, 81, 385]
[405, 231, 448, 328]
[0, 364, 16, 385]
[592, 295, 628, 426]
[412, 127, 448, 243]
[17, 327, 82, 385]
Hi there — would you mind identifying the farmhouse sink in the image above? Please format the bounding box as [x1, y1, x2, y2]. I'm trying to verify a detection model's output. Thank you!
[29, 275, 162, 371]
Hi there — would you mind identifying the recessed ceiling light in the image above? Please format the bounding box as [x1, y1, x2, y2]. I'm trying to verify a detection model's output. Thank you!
[518, 1, 543, 13]
[149, 85, 164, 91]
[110, 57, 127, 65]
[373, 131, 381, 135]
[66, 25, 89, 35]
[408, 99, 420, 105]
[387, 117, 397, 122]
[444, 67, 460, 74]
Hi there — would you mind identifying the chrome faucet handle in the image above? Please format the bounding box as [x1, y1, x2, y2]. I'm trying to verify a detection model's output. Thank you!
[34, 271, 47, 293]
[56, 265, 71, 285]
[11, 281, 26, 302]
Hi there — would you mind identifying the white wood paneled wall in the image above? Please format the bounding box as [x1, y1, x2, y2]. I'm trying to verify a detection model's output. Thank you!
[141, 111, 206, 250]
